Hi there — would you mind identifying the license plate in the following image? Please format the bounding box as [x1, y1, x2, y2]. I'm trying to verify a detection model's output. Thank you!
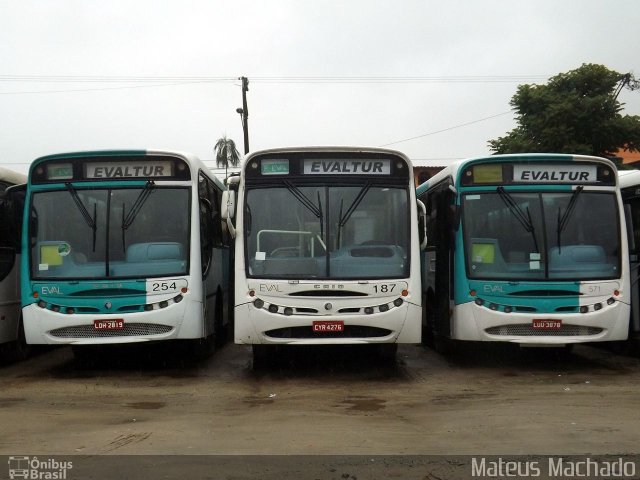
[94, 319, 125, 330]
[532, 319, 562, 330]
[312, 321, 344, 333]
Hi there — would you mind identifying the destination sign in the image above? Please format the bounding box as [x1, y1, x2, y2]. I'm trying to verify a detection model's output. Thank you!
[513, 164, 597, 183]
[261, 159, 290, 175]
[303, 159, 391, 175]
[85, 161, 174, 179]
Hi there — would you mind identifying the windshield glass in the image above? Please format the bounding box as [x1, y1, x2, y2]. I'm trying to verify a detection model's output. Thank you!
[30, 187, 190, 279]
[462, 191, 620, 280]
[245, 184, 409, 279]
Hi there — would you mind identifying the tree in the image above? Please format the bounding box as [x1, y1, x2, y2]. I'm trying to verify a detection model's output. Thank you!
[214, 135, 241, 179]
[488, 64, 640, 158]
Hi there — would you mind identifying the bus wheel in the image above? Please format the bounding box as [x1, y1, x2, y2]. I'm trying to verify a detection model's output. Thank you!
[1, 318, 31, 363]
[423, 293, 436, 348]
[213, 292, 226, 348]
[190, 334, 216, 360]
[433, 335, 455, 355]
[377, 343, 398, 363]
[252, 344, 278, 369]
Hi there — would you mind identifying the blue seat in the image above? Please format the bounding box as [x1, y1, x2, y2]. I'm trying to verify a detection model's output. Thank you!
[126, 242, 184, 262]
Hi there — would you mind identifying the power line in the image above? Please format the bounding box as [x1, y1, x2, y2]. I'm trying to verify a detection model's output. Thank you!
[0, 80, 223, 95]
[0, 74, 550, 95]
[379, 111, 512, 147]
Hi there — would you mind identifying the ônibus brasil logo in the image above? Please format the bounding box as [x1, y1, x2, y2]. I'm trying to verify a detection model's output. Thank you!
[8, 456, 73, 479]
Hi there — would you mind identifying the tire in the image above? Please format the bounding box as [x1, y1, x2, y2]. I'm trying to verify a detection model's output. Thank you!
[0, 317, 31, 364]
[252, 344, 279, 369]
[190, 334, 216, 360]
[377, 343, 398, 363]
[423, 292, 436, 348]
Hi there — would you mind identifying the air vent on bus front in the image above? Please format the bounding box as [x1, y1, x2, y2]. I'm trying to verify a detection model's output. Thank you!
[289, 291, 368, 297]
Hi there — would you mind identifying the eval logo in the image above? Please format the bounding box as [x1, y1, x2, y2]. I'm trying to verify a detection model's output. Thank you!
[41, 286, 62, 295]
[483, 284, 505, 294]
[259, 284, 283, 293]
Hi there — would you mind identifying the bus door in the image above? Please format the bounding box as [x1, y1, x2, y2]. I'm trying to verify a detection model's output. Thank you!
[623, 192, 640, 336]
[423, 180, 456, 339]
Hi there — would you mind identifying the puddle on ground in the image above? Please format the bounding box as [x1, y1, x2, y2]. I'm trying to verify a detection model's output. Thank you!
[339, 396, 386, 412]
[124, 402, 166, 410]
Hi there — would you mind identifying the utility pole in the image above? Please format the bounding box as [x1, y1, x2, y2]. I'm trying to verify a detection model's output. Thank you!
[236, 76, 250, 154]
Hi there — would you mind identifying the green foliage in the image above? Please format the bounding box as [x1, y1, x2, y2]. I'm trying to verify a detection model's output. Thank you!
[214, 136, 241, 173]
[489, 64, 640, 157]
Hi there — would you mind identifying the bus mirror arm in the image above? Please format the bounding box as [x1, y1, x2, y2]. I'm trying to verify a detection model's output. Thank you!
[417, 199, 428, 250]
[221, 190, 236, 239]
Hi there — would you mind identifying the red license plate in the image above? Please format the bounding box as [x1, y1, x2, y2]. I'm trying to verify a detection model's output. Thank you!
[532, 319, 562, 330]
[94, 319, 125, 330]
[312, 321, 344, 333]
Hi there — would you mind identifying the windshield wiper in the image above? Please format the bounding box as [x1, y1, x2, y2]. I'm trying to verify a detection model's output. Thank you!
[556, 185, 584, 254]
[283, 181, 324, 238]
[337, 182, 372, 247]
[121, 180, 155, 249]
[496, 187, 539, 253]
[65, 183, 97, 252]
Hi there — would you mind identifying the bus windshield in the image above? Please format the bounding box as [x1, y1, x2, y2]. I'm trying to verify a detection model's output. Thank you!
[30, 187, 190, 279]
[245, 184, 409, 279]
[463, 191, 620, 280]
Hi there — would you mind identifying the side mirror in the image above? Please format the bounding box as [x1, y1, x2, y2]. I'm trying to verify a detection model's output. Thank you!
[417, 199, 428, 251]
[221, 191, 235, 220]
[221, 190, 236, 239]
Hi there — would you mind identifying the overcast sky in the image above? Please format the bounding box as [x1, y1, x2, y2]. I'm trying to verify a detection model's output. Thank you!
[1, 0, 639, 175]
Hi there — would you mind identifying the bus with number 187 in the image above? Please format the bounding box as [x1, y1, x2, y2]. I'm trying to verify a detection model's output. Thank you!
[222, 147, 426, 363]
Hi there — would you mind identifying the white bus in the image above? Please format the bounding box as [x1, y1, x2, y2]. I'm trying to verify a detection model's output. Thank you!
[618, 168, 640, 339]
[223, 147, 425, 363]
[0, 167, 29, 362]
[22, 150, 230, 357]
[417, 154, 630, 351]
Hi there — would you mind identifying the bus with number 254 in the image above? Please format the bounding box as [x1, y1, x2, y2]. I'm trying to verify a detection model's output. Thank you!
[21, 150, 229, 357]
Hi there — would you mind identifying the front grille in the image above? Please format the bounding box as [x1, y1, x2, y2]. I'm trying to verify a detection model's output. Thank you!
[265, 325, 392, 339]
[485, 324, 603, 337]
[49, 323, 173, 338]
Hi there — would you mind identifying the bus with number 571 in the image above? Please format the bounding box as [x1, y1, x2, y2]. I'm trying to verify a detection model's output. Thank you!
[417, 153, 629, 351]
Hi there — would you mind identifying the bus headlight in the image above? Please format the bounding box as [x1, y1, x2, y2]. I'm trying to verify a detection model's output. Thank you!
[253, 298, 264, 309]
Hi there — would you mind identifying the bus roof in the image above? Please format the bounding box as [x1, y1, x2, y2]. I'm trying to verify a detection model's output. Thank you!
[242, 146, 412, 168]
[0, 166, 27, 185]
[28, 149, 223, 188]
[416, 153, 616, 195]
[618, 169, 640, 190]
